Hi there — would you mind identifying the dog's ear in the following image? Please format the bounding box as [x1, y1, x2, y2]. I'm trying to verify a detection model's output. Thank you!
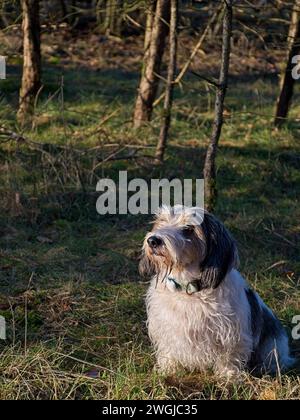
[139, 253, 156, 278]
[198, 213, 238, 289]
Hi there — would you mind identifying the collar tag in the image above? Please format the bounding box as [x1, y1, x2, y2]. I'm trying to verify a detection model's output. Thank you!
[186, 281, 200, 294]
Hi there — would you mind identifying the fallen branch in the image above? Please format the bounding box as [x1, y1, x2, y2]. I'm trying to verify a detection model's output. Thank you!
[0, 125, 152, 156]
[0, 125, 154, 191]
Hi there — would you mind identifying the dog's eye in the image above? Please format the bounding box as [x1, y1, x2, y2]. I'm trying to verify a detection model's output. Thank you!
[182, 226, 193, 237]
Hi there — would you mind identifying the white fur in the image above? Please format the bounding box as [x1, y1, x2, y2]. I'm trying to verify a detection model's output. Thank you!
[147, 270, 251, 377]
[146, 269, 293, 377]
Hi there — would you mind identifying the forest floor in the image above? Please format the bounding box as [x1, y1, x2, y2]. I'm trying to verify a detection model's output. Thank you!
[0, 28, 300, 399]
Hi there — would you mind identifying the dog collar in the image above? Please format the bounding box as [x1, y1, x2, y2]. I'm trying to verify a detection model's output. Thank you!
[167, 277, 201, 295]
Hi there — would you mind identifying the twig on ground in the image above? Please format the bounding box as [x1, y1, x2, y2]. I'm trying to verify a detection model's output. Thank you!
[264, 226, 297, 248]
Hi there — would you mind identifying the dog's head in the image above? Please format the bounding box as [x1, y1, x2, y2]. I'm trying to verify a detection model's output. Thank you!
[139, 205, 238, 290]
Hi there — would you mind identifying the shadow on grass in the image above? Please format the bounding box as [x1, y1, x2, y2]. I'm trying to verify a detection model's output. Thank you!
[0, 142, 299, 295]
[2, 64, 139, 107]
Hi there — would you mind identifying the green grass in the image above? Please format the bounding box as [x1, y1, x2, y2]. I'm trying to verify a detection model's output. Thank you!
[0, 36, 300, 399]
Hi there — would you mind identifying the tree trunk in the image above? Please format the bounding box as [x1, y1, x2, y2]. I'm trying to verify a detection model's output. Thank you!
[203, 0, 233, 213]
[155, 0, 177, 164]
[274, 0, 300, 128]
[0, 3, 10, 28]
[104, 0, 122, 36]
[133, 0, 170, 128]
[17, 0, 41, 127]
[59, 0, 68, 23]
[144, 1, 156, 53]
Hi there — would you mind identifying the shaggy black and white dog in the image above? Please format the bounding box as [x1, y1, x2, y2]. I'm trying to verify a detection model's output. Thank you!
[140, 206, 294, 378]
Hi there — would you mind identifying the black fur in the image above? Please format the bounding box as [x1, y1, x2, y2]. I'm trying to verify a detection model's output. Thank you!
[246, 289, 263, 345]
[198, 213, 237, 289]
[246, 288, 285, 374]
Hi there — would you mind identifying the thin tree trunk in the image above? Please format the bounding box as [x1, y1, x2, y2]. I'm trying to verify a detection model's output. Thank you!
[133, 0, 170, 128]
[155, 0, 177, 164]
[144, 1, 156, 53]
[105, 0, 122, 36]
[69, 0, 77, 25]
[0, 3, 10, 28]
[274, 0, 300, 128]
[59, 0, 68, 22]
[203, 0, 233, 213]
[17, 0, 41, 127]
[153, 5, 221, 108]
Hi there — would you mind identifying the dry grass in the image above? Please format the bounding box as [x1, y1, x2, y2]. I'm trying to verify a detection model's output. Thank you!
[0, 280, 299, 400]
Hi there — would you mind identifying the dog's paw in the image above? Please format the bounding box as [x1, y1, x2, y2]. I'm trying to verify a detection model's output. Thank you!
[155, 355, 178, 376]
[215, 365, 244, 382]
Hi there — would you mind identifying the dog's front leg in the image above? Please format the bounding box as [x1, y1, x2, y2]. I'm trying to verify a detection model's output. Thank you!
[155, 352, 178, 375]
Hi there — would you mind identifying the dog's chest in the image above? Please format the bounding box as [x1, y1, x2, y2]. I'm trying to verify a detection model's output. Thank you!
[146, 286, 239, 366]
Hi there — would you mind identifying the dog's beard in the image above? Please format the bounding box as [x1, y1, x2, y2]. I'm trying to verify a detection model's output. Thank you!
[144, 232, 205, 287]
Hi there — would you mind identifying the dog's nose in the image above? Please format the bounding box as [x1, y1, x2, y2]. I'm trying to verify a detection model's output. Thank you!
[147, 236, 163, 248]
